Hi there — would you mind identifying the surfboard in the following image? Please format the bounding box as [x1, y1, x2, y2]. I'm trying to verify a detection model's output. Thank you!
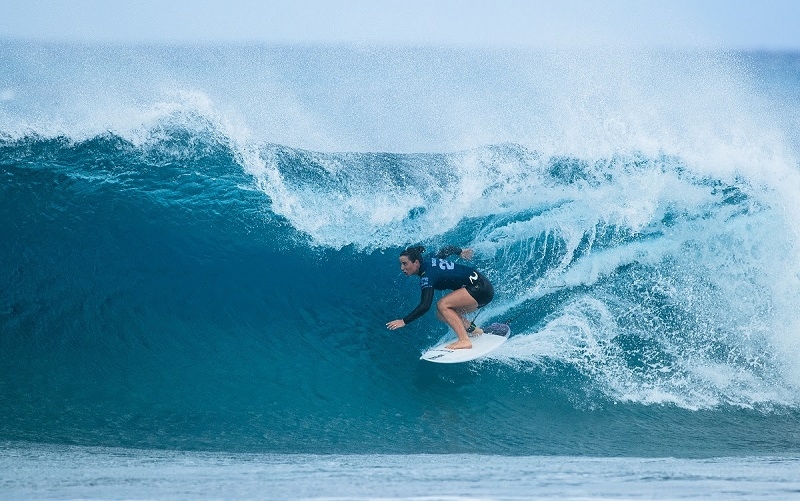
[420, 323, 511, 364]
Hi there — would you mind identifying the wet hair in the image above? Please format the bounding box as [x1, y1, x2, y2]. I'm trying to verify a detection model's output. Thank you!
[400, 245, 425, 263]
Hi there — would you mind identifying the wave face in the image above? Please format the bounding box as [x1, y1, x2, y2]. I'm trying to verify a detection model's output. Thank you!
[2, 44, 800, 456]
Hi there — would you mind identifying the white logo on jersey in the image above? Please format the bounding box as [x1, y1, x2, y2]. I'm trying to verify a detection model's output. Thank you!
[433, 258, 455, 270]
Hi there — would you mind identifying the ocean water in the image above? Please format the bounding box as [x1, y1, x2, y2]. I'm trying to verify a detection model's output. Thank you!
[2, 444, 800, 500]
[2, 42, 800, 497]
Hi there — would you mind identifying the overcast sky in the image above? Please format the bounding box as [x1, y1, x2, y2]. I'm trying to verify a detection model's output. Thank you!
[1, 0, 799, 49]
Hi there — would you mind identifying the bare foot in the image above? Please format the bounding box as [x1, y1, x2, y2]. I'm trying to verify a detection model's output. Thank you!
[446, 340, 472, 350]
[468, 327, 483, 338]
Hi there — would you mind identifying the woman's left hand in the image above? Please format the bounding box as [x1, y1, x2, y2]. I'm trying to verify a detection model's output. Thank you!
[386, 319, 406, 330]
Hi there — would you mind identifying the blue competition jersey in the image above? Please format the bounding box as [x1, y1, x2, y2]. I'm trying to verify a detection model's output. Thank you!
[419, 257, 480, 291]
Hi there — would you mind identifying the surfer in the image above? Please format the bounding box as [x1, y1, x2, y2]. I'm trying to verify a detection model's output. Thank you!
[386, 245, 494, 350]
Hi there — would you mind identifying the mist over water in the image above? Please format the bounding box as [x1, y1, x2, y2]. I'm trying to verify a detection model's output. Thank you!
[1, 43, 799, 455]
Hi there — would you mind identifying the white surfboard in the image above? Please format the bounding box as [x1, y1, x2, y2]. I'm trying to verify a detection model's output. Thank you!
[420, 323, 511, 364]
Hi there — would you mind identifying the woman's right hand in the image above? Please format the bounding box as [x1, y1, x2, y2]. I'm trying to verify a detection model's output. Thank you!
[386, 319, 406, 330]
[460, 248, 474, 260]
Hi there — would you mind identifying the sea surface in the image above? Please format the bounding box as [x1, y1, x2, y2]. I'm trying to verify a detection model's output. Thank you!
[2, 42, 800, 498]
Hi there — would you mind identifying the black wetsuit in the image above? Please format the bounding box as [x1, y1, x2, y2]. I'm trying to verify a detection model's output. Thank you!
[402, 246, 494, 325]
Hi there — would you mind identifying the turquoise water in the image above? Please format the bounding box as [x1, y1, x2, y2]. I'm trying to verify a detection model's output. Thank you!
[2, 43, 800, 495]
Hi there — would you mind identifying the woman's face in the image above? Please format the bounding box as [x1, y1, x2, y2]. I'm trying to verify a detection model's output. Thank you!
[399, 255, 421, 276]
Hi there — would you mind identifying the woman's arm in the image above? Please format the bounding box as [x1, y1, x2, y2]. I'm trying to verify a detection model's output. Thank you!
[386, 288, 435, 330]
[436, 246, 473, 260]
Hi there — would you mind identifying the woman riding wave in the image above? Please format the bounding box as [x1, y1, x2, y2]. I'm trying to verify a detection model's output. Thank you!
[386, 245, 494, 350]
